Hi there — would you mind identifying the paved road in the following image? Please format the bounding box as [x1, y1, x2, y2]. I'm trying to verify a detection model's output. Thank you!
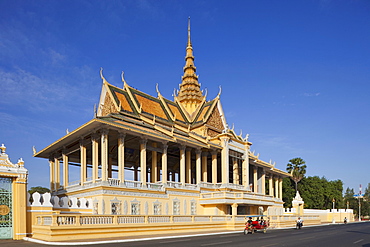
[2, 222, 370, 246]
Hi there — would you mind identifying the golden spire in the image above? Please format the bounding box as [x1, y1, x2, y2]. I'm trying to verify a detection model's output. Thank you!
[176, 17, 204, 114]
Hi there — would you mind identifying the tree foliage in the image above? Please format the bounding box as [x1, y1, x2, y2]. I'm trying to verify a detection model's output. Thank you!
[282, 175, 344, 210]
[286, 157, 307, 192]
[28, 186, 50, 195]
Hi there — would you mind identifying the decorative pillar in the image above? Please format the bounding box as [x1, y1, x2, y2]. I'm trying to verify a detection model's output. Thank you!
[279, 178, 283, 200]
[101, 129, 109, 182]
[140, 138, 147, 186]
[186, 148, 191, 184]
[233, 158, 239, 184]
[91, 133, 99, 182]
[151, 142, 158, 183]
[211, 151, 218, 184]
[220, 136, 230, 184]
[202, 153, 208, 182]
[269, 176, 273, 196]
[49, 157, 55, 191]
[231, 203, 238, 216]
[80, 139, 87, 184]
[253, 166, 258, 193]
[275, 177, 279, 198]
[261, 169, 266, 195]
[179, 145, 186, 185]
[242, 153, 249, 188]
[62, 150, 69, 188]
[118, 132, 126, 183]
[54, 157, 60, 190]
[162, 143, 168, 183]
[195, 149, 201, 184]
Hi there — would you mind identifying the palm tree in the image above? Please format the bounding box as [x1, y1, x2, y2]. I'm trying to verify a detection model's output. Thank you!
[286, 158, 307, 192]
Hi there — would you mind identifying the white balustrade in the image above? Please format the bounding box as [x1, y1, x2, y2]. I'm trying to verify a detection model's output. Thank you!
[108, 178, 121, 186]
[124, 180, 142, 188]
[173, 216, 192, 222]
[148, 216, 170, 223]
[118, 216, 145, 224]
[194, 216, 210, 222]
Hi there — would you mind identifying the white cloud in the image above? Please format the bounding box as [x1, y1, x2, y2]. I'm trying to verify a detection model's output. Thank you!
[303, 92, 320, 97]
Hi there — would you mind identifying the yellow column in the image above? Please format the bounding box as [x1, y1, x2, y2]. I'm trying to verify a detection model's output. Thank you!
[49, 158, 55, 191]
[186, 148, 191, 184]
[269, 176, 273, 196]
[13, 173, 27, 240]
[261, 169, 266, 195]
[162, 143, 168, 183]
[179, 145, 186, 185]
[91, 133, 99, 182]
[253, 166, 258, 193]
[231, 203, 238, 216]
[118, 133, 126, 184]
[80, 139, 87, 184]
[275, 177, 279, 198]
[151, 142, 157, 183]
[233, 158, 239, 184]
[242, 153, 249, 188]
[140, 139, 147, 186]
[54, 157, 60, 190]
[279, 178, 283, 200]
[195, 149, 201, 184]
[62, 151, 69, 188]
[202, 153, 208, 182]
[101, 129, 109, 182]
[211, 151, 217, 184]
[220, 136, 230, 184]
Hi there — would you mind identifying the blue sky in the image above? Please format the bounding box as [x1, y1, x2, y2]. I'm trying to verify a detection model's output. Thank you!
[1, 0, 369, 193]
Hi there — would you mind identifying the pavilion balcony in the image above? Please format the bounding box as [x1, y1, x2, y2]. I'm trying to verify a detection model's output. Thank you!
[59, 179, 255, 195]
[199, 191, 282, 205]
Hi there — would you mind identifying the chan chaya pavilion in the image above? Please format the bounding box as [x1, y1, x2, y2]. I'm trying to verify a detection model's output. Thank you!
[35, 19, 290, 219]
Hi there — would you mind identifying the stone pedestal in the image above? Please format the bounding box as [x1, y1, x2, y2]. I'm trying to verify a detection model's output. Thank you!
[292, 191, 304, 216]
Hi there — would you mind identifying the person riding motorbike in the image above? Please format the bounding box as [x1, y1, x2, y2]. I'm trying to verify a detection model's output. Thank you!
[296, 217, 303, 229]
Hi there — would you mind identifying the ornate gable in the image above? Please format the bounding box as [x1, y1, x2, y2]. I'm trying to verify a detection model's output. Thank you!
[101, 92, 118, 116]
[206, 107, 224, 137]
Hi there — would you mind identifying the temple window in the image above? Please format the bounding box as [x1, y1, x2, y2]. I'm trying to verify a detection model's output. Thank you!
[153, 201, 162, 215]
[131, 199, 140, 215]
[173, 200, 180, 215]
[190, 200, 197, 215]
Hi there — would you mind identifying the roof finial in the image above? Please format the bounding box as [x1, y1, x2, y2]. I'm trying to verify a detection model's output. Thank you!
[121, 71, 127, 88]
[100, 67, 107, 83]
[188, 16, 191, 47]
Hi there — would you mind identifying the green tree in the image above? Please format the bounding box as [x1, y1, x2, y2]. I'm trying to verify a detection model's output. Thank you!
[344, 187, 358, 216]
[282, 177, 295, 208]
[286, 157, 307, 192]
[28, 186, 50, 195]
[299, 176, 326, 209]
[362, 183, 370, 218]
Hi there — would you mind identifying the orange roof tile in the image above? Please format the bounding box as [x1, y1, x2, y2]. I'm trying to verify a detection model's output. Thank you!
[114, 91, 133, 113]
[196, 104, 210, 122]
[135, 94, 168, 120]
[168, 103, 185, 122]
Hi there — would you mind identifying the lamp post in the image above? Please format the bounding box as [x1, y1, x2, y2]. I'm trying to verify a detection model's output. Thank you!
[359, 184, 362, 222]
[332, 198, 335, 224]
[358, 196, 361, 222]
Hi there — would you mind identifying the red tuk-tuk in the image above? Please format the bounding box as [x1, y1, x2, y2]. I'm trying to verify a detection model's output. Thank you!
[244, 215, 269, 234]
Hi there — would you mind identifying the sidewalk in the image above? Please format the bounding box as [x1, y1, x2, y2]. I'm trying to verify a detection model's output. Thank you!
[23, 229, 241, 246]
[3, 221, 361, 246]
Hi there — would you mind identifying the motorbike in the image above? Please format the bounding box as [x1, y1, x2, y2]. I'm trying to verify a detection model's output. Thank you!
[244, 215, 269, 234]
[296, 221, 303, 229]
